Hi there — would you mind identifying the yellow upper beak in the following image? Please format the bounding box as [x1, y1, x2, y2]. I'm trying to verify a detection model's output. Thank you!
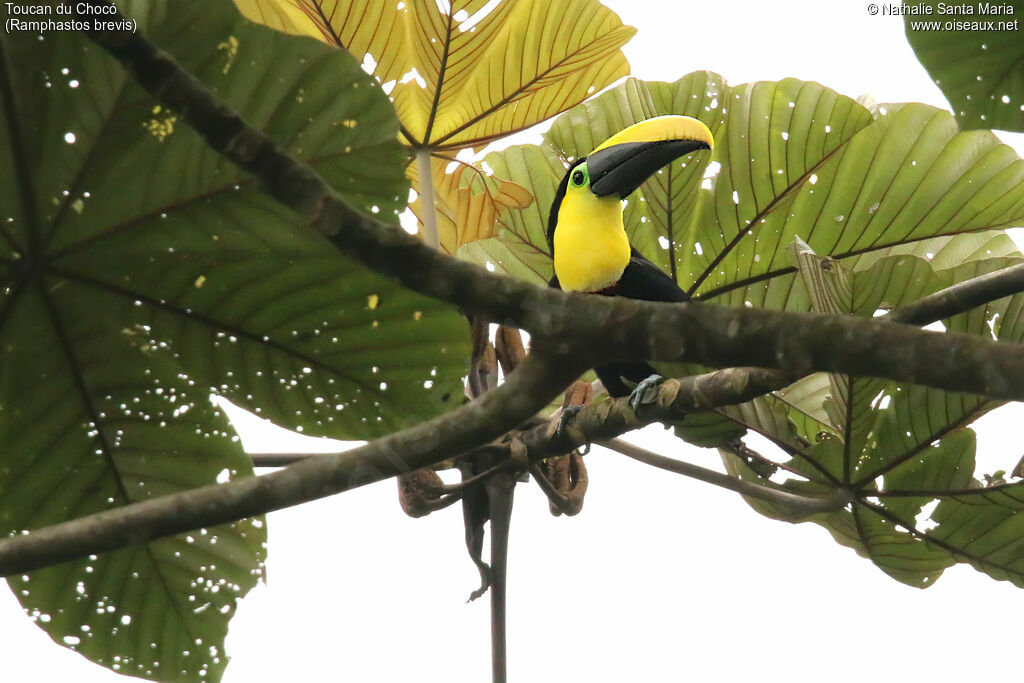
[583, 115, 714, 199]
[591, 115, 714, 154]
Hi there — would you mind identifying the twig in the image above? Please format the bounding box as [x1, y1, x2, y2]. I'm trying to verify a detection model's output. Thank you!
[602, 438, 852, 516]
[249, 452, 325, 467]
[887, 261, 1024, 326]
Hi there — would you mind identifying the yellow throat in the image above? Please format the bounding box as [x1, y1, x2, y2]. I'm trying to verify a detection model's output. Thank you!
[553, 189, 630, 293]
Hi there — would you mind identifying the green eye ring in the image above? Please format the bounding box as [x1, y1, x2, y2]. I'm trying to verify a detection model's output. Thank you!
[570, 163, 588, 188]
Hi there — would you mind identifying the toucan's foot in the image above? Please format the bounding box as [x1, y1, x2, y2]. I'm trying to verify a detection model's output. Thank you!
[628, 373, 665, 412]
[554, 404, 584, 439]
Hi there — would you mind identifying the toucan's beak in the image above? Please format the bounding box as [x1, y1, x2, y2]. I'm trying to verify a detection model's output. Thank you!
[586, 115, 713, 198]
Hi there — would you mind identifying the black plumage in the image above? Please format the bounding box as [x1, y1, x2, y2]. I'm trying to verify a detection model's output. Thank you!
[549, 243, 689, 397]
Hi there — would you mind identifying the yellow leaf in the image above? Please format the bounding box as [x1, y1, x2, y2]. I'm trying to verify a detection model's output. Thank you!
[233, 0, 325, 39]
[408, 155, 534, 253]
[235, 0, 635, 149]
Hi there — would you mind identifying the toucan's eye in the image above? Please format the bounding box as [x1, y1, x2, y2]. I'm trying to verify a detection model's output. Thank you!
[571, 169, 585, 187]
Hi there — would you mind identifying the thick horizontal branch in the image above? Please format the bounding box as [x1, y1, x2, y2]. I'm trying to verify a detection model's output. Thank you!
[249, 262, 1024, 466]
[0, 351, 584, 577]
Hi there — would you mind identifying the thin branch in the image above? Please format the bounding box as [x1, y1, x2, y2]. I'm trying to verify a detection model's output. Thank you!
[603, 438, 852, 516]
[511, 370, 815, 467]
[0, 350, 584, 577]
[666, 261, 1024, 413]
[248, 452, 324, 467]
[886, 261, 1024, 325]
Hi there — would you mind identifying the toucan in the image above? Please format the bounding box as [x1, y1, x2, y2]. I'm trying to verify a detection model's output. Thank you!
[547, 115, 714, 398]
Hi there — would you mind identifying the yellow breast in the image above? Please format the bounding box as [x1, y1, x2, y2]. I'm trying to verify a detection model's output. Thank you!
[553, 191, 631, 292]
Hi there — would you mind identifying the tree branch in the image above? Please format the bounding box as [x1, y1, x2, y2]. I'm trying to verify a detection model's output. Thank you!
[886, 261, 1024, 326]
[247, 260, 1024, 468]
[602, 438, 852, 516]
[0, 350, 584, 577]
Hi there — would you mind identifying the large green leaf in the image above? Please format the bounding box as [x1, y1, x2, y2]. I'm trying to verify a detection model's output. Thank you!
[756, 252, 1024, 587]
[925, 480, 1024, 581]
[769, 247, 1024, 586]
[3, 0, 467, 439]
[848, 255, 1024, 485]
[474, 73, 1024, 305]
[905, 0, 1024, 132]
[1, 0, 467, 679]
[791, 241, 889, 480]
[1, 288, 264, 681]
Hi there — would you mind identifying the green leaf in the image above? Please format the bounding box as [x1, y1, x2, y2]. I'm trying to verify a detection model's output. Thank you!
[791, 241, 889, 480]
[849, 255, 1024, 486]
[846, 505, 956, 587]
[671, 411, 746, 448]
[1, 0, 467, 679]
[927, 485, 1024, 585]
[691, 97, 1024, 310]
[775, 373, 835, 436]
[714, 251, 1024, 588]
[877, 428, 977, 521]
[3, 0, 467, 441]
[474, 73, 1024, 313]
[468, 144, 564, 284]
[904, 1, 1024, 132]
[780, 255, 1024, 586]
[0, 287, 264, 681]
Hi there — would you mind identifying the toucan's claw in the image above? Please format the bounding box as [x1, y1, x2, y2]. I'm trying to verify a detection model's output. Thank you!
[555, 405, 584, 439]
[628, 373, 665, 412]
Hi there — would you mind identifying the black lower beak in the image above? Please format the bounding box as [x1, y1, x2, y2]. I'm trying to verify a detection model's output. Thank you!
[588, 139, 711, 198]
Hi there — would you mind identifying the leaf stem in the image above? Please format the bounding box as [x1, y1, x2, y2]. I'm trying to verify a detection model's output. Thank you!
[416, 149, 440, 248]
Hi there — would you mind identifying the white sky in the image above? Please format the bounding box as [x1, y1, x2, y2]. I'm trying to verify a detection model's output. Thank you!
[6, 1, 1024, 681]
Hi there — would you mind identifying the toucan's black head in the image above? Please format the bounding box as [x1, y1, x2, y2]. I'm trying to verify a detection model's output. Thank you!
[546, 116, 714, 248]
